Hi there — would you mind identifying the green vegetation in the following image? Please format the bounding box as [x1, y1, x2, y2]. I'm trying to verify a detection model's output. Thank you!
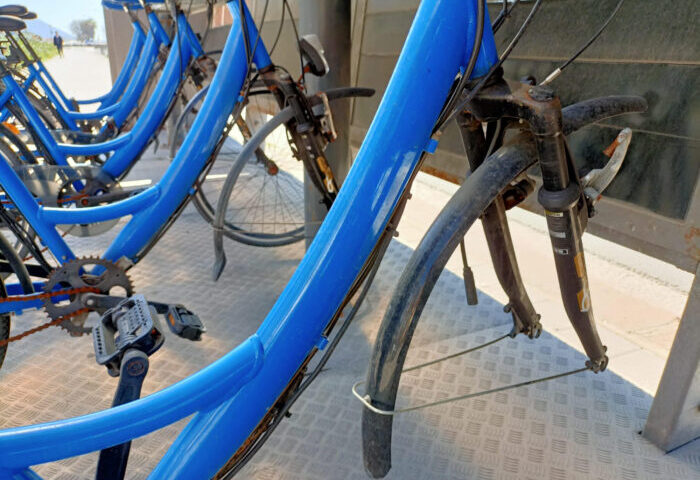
[25, 35, 59, 61]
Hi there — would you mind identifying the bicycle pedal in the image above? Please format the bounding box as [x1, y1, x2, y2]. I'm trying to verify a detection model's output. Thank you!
[164, 304, 206, 341]
[92, 294, 165, 376]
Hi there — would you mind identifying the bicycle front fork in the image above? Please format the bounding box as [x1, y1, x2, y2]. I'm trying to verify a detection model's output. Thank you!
[468, 79, 608, 371]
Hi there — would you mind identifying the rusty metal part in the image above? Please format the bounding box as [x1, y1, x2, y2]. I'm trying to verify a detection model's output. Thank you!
[0, 286, 99, 346]
[42, 257, 134, 335]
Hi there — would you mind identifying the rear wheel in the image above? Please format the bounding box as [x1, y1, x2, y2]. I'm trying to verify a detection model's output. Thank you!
[204, 93, 306, 247]
[175, 88, 307, 246]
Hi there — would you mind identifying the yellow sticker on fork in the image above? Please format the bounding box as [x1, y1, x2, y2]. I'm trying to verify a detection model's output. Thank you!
[574, 252, 586, 278]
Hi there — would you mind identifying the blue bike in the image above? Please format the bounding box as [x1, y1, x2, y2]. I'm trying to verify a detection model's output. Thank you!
[0, 0, 645, 478]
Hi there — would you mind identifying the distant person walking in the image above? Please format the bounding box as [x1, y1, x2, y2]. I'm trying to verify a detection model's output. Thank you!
[53, 32, 64, 57]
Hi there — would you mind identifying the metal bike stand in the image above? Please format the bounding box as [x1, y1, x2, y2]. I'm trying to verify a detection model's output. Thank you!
[644, 263, 700, 452]
[299, 0, 352, 246]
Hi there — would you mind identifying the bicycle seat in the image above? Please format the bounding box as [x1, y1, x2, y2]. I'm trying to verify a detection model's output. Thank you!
[299, 34, 329, 77]
[0, 5, 28, 17]
[0, 15, 25, 31]
[20, 11, 36, 20]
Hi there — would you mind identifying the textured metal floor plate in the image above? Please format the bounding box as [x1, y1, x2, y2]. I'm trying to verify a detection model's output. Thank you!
[0, 158, 698, 479]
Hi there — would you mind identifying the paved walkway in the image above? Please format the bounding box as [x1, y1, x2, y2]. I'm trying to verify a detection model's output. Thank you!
[0, 48, 695, 479]
[43, 46, 113, 112]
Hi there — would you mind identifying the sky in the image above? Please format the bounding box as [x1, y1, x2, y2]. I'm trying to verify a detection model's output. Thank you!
[20, 0, 107, 41]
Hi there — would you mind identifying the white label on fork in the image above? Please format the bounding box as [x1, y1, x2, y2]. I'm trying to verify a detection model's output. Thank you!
[550, 230, 567, 239]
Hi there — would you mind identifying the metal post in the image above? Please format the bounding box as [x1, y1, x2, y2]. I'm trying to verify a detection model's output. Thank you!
[299, 0, 352, 247]
[643, 263, 700, 451]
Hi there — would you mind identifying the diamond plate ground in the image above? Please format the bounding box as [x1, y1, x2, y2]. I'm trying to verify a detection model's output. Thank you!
[0, 155, 698, 479]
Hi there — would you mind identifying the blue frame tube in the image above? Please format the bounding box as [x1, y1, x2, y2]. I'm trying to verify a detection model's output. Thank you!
[38, 185, 161, 225]
[154, 1, 495, 476]
[102, 1, 270, 262]
[0, 156, 74, 262]
[0, 13, 197, 168]
[2, 75, 71, 166]
[0, 4, 251, 266]
[56, 132, 132, 156]
[21, 63, 80, 129]
[76, 21, 147, 107]
[67, 14, 168, 124]
[0, 0, 496, 477]
[0, 335, 264, 471]
[147, 9, 172, 48]
[101, 13, 196, 178]
[0, 28, 160, 138]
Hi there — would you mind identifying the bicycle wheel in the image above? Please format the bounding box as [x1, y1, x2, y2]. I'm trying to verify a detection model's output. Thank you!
[185, 90, 307, 246]
[361, 142, 536, 478]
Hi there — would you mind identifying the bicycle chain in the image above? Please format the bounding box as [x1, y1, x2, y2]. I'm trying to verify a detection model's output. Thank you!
[0, 286, 101, 347]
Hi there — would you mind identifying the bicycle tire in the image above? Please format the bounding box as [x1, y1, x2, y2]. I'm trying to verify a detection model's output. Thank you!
[361, 142, 536, 478]
[212, 87, 375, 247]
[360, 92, 650, 477]
[172, 85, 306, 246]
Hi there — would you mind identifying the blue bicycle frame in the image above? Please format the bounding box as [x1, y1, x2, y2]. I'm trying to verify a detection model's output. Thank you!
[4, 17, 144, 123]
[0, 1, 497, 477]
[0, 4, 247, 314]
[0, 10, 202, 182]
[0, 7, 170, 132]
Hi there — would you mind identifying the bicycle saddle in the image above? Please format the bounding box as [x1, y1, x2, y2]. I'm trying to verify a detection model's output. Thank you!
[19, 11, 36, 20]
[0, 15, 25, 32]
[299, 34, 329, 77]
[0, 5, 27, 16]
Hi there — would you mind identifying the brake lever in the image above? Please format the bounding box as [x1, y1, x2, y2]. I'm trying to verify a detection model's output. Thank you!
[581, 128, 632, 205]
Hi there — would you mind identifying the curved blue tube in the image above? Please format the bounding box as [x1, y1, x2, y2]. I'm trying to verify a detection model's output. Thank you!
[65, 103, 119, 121]
[0, 1, 496, 477]
[153, 0, 496, 477]
[148, 10, 171, 48]
[98, 29, 161, 130]
[76, 21, 147, 107]
[102, 1, 270, 263]
[38, 184, 160, 225]
[0, 335, 264, 470]
[56, 132, 132, 156]
[102, 15, 194, 179]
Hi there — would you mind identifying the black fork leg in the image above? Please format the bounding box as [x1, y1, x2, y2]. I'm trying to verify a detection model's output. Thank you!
[526, 86, 608, 370]
[457, 114, 541, 336]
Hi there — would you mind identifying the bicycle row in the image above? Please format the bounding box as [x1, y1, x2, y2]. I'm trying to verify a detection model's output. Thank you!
[0, 0, 644, 478]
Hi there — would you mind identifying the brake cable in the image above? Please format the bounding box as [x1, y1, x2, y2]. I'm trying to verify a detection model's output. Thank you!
[540, 0, 626, 85]
[434, 0, 544, 134]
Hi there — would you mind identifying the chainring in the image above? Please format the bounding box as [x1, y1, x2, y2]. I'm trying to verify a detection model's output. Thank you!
[55, 169, 122, 237]
[42, 257, 134, 336]
[13, 164, 122, 237]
